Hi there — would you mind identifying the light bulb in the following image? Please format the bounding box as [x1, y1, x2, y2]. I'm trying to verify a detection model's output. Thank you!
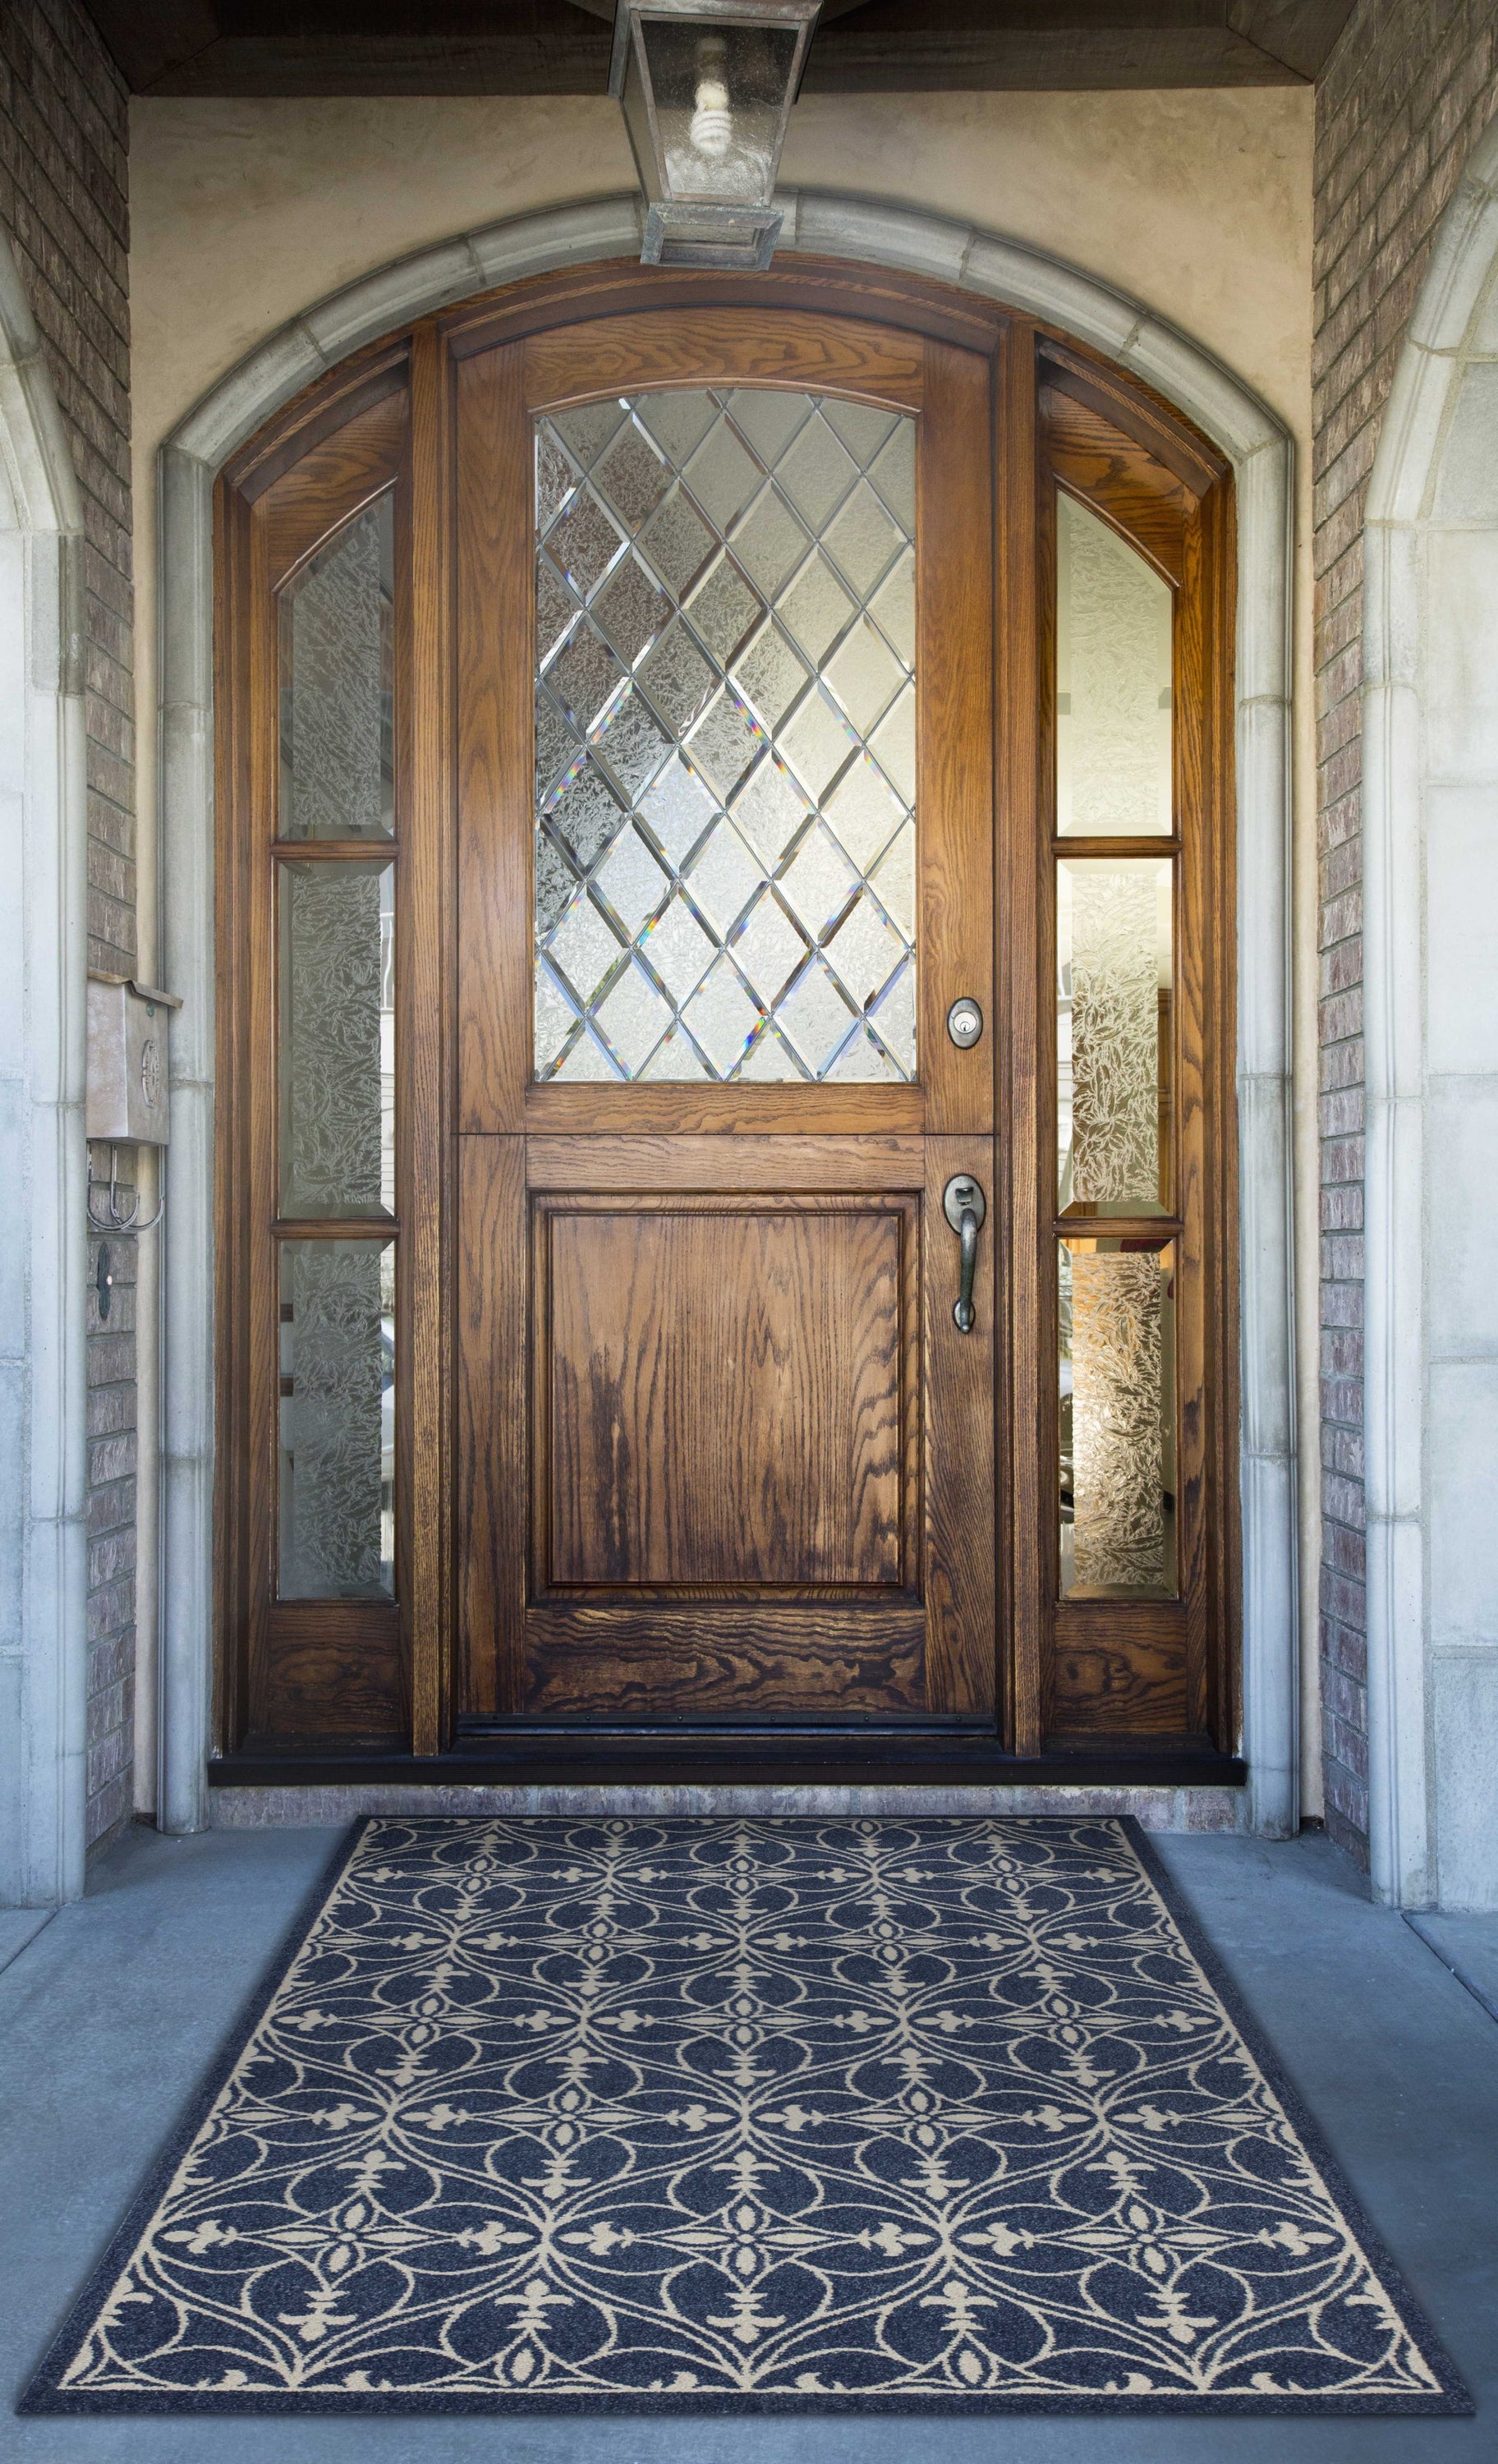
[689, 34, 733, 161]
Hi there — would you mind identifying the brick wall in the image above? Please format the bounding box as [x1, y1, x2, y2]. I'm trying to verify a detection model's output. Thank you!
[0, 0, 136, 1850]
[1315, 1, 1498, 1864]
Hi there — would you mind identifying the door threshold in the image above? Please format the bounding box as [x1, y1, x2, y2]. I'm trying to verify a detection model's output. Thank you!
[210, 1736, 1246, 1791]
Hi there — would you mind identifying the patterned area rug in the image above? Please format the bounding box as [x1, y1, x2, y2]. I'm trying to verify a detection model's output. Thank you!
[24, 1816, 1469, 2417]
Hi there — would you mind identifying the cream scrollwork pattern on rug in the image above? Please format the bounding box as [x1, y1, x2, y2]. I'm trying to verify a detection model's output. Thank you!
[39, 1818, 1460, 2413]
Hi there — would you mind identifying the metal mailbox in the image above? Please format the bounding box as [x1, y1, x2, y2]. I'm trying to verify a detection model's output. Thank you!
[86, 974, 182, 1146]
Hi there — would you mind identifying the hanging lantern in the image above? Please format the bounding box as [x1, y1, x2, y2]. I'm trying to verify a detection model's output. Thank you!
[609, 0, 823, 271]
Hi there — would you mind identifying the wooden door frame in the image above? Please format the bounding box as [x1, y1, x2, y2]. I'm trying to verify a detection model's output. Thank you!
[211, 255, 1241, 1781]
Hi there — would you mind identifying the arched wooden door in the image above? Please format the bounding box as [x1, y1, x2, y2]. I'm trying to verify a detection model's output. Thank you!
[213, 263, 1238, 1781]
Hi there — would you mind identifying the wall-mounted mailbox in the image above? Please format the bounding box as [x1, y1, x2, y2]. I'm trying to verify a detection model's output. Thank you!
[86, 974, 182, 1146]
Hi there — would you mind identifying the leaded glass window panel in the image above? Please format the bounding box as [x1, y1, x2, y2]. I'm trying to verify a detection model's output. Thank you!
[278, 494, 395, 841]
[278, 857, 395, 1217]
[1055, 490, 1172, 838]
[532, 388, 917, 1083]
[1059, 1238, 1176, 1599]
[278, 1238, 395, 1601]
[1057, 857, 1172, 1214]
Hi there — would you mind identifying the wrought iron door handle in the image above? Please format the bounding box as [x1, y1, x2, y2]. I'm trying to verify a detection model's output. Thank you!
[942, 1173, 986, 1334]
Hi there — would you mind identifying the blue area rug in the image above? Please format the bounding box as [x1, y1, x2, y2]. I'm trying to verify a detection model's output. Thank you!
[22, 1816, 1469, 2416]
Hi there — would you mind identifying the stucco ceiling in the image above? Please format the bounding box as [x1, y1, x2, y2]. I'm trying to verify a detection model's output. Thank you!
[88, 0, 1358, 97]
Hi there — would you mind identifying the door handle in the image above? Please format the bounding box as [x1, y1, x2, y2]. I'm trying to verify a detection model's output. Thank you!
[942, 1174, 986, 1334]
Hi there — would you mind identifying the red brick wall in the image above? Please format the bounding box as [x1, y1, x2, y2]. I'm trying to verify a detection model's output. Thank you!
[0, 0, 137, 1850]
[1315, 0, 1498, 1863]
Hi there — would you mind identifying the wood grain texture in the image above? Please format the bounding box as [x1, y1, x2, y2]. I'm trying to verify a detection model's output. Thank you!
[524, 1083, 926, 1138]
[1048, 1602, 1188, 1738]
[404, 322, 454, 1754]
[1043, 388, 1188, 586]
[262, 388, 407, 593]
[521, 1603, 927, 1720]
[539, 1200, 911, 1590]
[525, 1134, 927, 1193]
[527, 308, 924, 414]
[260, 1602, 404, 1740]
[455, 342, 531, 1133]
[455, 1135, 526, 1720]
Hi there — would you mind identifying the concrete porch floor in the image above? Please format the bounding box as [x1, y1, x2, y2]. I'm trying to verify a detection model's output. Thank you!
[1, 1823, 1494, 2462]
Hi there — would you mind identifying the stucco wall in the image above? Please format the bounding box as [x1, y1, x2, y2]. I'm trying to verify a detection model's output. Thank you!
[126, 87, 1319, 1802]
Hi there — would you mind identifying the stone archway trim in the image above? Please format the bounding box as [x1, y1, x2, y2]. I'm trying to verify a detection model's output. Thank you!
[0, 234, 90, 1905]
[157, 190, 1298, 1838]
[1362, 118, 1498, 1906]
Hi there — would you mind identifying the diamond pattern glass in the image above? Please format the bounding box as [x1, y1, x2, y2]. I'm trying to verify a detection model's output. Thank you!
[533, 388, 918, 1081]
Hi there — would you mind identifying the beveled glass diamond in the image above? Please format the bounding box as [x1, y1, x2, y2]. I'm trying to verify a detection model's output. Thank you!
[738, 1019, 804, 1081]
[553, 401, 626, 470]
[638, 622, 717, 734]
[731, 621, 811, 733]
[824, 753, 905, 872]
[683, 418, 760, 530]
[729, 888, 807, 1004]
[536, 558, 576, 667]
[686, 688, 765, 802]
[636, 388, 719, 466]
[825, 890, 905, 1010]
[824, 614, 905, 736]
[640, 1024, 709, 1080]
[825, 1024, 895, 1082]
[638, 754, 718, 867]
[536, 425, 579, 533]
[594, 421, 671, 532]
[545, 490, 626, 600]
[593, 555, 670, 668]
[731, 486, 811, 599]
[776, 551, 857, 666]
[548, 624, 626, 734]
[869, 421, 916, 530]
[731, 755, 808, 865]
[871, 958, 917, 1073]
[684, 819, 763, 935]
[681, 956, 761, 1075]
[727, 388, 813, 467]
[776, 956, 858, 1073]
[685, 555, 762, 668]
[590, 686, 673, 798]
[547, 891, 624, 1003]
[775, 414, 859, 531]
[820, 399, 898, 466]
[595, 959, 673, 1073]
[595, 825, 669, 936]
[640, 486, 716, 599]
[870, 548, 915, 668]
[535, 687, 577, 798]
[779, 824, 859, 940]
[779, 689, 857, 802]
[548, 756, 627, 872]
[535, 830, 577, 934]
[869, 680, 916, 803]
[534, 962, 577, 1074]
[553, 1027, 622, 1082]
[871, 819, 916, 937]
[825, 480, 904, 600]
[640, 892, 715, 1003]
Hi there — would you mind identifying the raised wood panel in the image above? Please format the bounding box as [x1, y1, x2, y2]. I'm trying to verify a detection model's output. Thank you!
[1048, 1602, 1188, 1738]
[525, 1134, 926, 1193]
[535, 1195, 918, 1593]
[520, 1602, 928, 1721]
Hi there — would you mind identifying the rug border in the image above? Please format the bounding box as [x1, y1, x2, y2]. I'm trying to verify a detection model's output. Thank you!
[16, 1812, 1475, 2421]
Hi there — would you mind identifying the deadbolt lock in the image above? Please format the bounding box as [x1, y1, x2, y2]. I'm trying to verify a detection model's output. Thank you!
[946, 997, 983, 1049]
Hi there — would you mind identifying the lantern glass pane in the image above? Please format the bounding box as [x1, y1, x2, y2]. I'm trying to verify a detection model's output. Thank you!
[635, 17, 801, 205]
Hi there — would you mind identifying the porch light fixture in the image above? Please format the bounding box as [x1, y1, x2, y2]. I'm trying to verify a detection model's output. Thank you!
[609, 0, 823, 271]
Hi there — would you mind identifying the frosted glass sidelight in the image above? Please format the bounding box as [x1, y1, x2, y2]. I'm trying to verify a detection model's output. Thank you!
[278, 494, 395, 841]
[278, 1239, 395, 1601]
[1059, 1239, 1176, 1598]
[1055, 491, 1172, 838]
[532, 388, 917, 1083]
[278, 859, 394, 1218]
[1058, 858, 1172, 1213]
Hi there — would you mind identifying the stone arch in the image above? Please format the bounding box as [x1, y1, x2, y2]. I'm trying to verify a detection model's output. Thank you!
[0, 232, 90, 1905]
[1364, 118, 1498, 1910]
[155, 191, 1298, 1838]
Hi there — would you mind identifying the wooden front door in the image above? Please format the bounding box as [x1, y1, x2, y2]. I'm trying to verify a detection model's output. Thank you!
[454, 306, 998, 1729]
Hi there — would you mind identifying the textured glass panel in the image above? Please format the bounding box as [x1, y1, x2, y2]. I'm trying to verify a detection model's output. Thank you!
[278, 1239, 394, 1601]
[1056, 491, 1173, 837]
[278, 495, 393, 841]
[534, 388, 917, 1083]
[278, 858, 393, 1217]
[1059, 1239, 1176, 1599]
[1058, 858, 1173, 1213]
